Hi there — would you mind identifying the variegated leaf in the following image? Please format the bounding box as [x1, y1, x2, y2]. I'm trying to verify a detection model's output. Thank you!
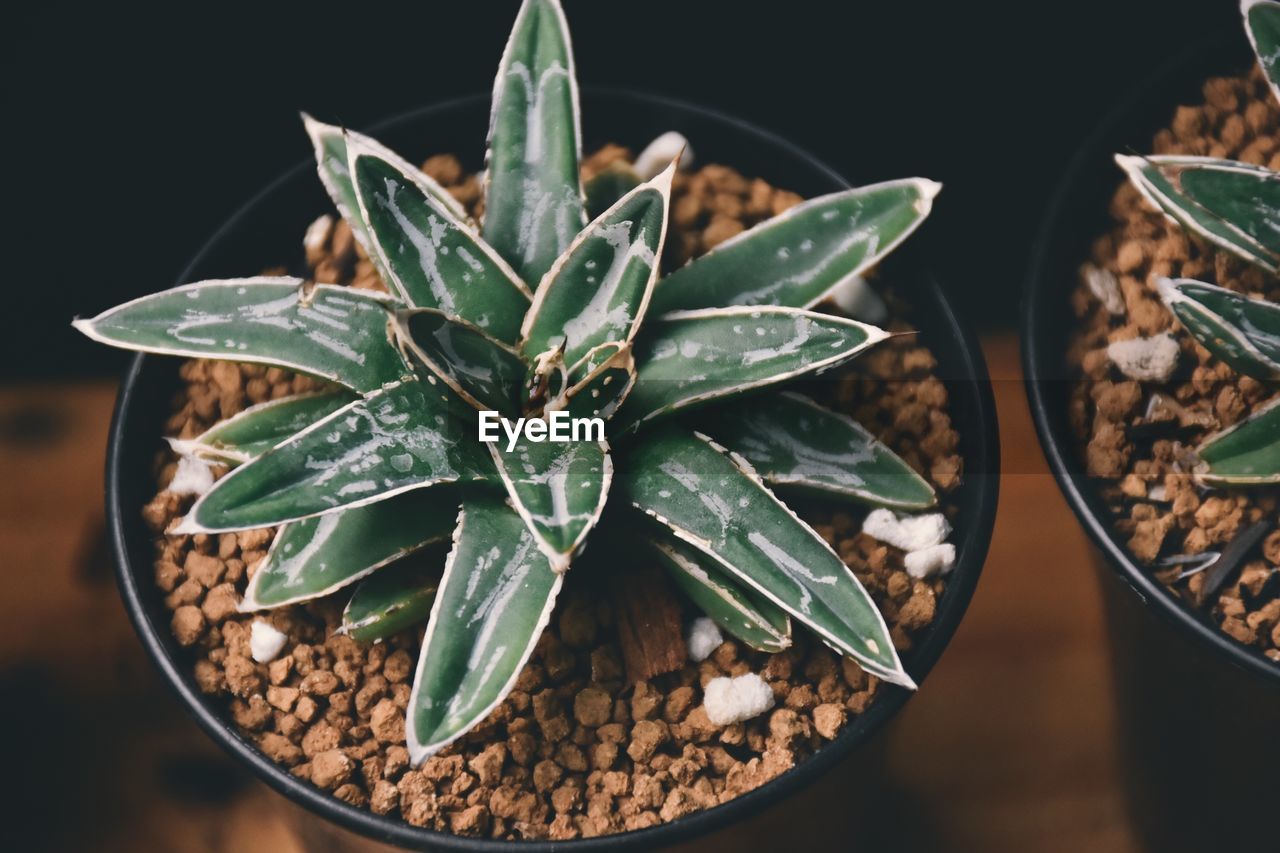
[490, 436, 611, 571]
[1116, 154, 1280, 272]
[703, 391, 937, 509]
[483, 0, 585, 285]
[620, 428, 912, 687]
[617, 306, 889, 433]
[302, 114, 467, 274]
[341, 557, 442, 643]
[585, 162, 641, 220]
[393, 309, 525, 414]
[1157, 277, 1280, 379]
[650, 179, 940, 313]
[72, 278, 407, 394]
[171, 391, 355, 464]
[1244, 0, 1280, 103]
[407, 497, 562, 763]
[1195, 394, 1280, 485]
[349, 139, 531, 341]
[558, 341, 636, 421]
[647, 534, 791, 653]
[180, 379, 492, 533]
[521, 162, 674, 366]
[241, 489, 458, 610]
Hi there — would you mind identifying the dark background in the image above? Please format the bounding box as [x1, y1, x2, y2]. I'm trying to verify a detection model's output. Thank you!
[4, 0, 1230, 380]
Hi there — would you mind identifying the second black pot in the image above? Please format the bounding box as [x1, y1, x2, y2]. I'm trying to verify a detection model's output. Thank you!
[1023, 28, 1280, 853]
[106, 90, 999, 850]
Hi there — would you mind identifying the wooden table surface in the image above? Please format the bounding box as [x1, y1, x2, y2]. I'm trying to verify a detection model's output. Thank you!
[0, 334, 1141, 853]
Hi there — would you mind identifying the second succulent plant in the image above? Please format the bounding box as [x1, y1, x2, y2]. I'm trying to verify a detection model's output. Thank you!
[1118, 0, 1280, 487]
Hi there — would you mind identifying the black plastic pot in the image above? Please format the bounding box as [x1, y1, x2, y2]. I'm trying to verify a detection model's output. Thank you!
[106, 90, 998, 851]
[1023, 30, 1280, 853]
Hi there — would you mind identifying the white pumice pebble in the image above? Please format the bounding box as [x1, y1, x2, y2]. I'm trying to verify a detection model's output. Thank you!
[1082, 263, 1125, 315]
[634, 131, 693, 180]
[703, 673, 774, 726]
[168, 454, 215, 497]
[862, 509, 951, 552]
[904, 543, 956, 579]
[303, 213, 334, 254]
[1107, 334, 1180, 382]
[826, 274, 888, 325]
[250, 620, 289, 663]
[686, 617, 724, 662]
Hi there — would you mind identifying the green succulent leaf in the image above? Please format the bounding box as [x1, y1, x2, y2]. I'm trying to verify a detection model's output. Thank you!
[521, 163, 674, 366]
[241, 489, 458, 610]
[407, 496, 561, 763]
[341, 557, 442, 644]
[72, 278, 407, 394]
[646, 533, 791, 653]
[349, 140, 531, 341]
[650, 179, 940, 313]
[171, 391, 355, 464]
[585, 162, 642, 220]
[1158, 277, 1280, 379]
[180, 379, 492, 533]
[1195, 394, 1280, 485]
[489, 436, 611, 571]
[1116, 154, 1280, 272]
[617, 306, 889, 433]
[1244, 0, 1280, 103]
[620, 428, 912, 687]
[559, 341, 636, 421]
[393, 309, 526, 414]
[302, 115, 467, 274]
[702, 391, 937, 510]
[483, 0, 585, 285]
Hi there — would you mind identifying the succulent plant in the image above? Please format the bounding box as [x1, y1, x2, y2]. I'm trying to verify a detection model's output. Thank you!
[1117, 0, 1280, 486]
[74, 0, 942, 764]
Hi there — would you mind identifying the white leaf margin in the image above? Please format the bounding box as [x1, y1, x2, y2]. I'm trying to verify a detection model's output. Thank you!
[628, 430, 915, 688]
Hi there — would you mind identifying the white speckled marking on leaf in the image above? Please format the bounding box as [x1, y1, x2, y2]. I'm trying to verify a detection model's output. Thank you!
[620, 429, 913, 687]
[72, 278, 408, 394]
[406, 497, 562, 763]
[181, 380, 493, 533]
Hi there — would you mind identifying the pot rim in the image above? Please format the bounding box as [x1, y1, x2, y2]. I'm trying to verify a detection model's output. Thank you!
[107, 88, 999, 851]
[1022, 29, 1280, 687]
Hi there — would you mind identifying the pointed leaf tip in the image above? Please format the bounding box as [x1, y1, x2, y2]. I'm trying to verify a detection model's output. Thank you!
[620, 428, 912, 685]
[703, 391, 937, 509]
[406, 497, 561, 762]
[484, 0, 584, 285]
[1244, 0, 1280, 102]
[1157, 277, 1280, 380]
[1196, 394, 1280, 485]
[618, 306, 888, 433]
[185, 380, 492, 533]
[73, 279, 406, 394]
[651, 179, 938, 313]
[348, 137, 530, 340]
[240, 489, 457, 611]
[521, 167, 672, 366]
[1116, 153, 1280, 272]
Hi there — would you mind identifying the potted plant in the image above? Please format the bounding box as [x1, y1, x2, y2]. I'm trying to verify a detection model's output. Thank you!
[85, 0, 997, 847]
[1025, 2, 1280, 850]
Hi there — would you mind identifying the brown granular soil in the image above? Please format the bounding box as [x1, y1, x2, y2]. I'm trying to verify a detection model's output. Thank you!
[1067, 65, 1280, 662]
[140, 148, 962, 840]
